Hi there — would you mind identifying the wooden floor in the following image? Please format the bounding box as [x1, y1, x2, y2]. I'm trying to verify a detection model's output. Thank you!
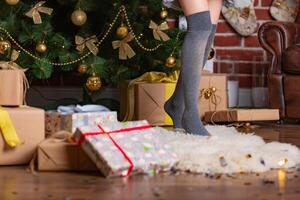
[1, 123, 300, 200]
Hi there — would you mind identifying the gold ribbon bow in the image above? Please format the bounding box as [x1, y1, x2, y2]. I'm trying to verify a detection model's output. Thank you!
[199, 86, 221, 112]
[123, 71, 179, 121]
[75, 35, 99, 56]
[112, 32, 136, 60]
[0, 50, 29, 105]
[25, 1, 53, 24]
[149, 20, 170, 41]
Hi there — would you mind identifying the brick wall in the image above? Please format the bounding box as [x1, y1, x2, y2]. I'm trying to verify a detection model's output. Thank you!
[214, 0, 274, 88]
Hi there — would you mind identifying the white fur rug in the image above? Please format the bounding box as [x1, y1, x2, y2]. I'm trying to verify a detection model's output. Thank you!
[155, 126, 300, 174]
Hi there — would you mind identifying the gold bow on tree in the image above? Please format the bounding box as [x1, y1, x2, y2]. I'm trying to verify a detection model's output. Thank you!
[75, 35, 99, 56]
[112, 32, 136, 60]
[149, 20, 170, 41]
[25, 1, 53, 24]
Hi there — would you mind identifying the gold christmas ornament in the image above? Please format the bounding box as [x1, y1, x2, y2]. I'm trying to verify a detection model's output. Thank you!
[71, 9, 87, 26]
[160, 9, 168, 19]
[25, 1, 53, 24]
[211, 87, 217, 93]
[0, 39, 11, 54]
[112, 31, 136, 60]
[75, 35, 99, 55]
[165, 55, 176, 68]
[36, 42, 47, 53]
[86, 73, 102, 92]
[78, 63, 88, 74]
[204, 90, 212, 99]
[5, 0, 19, 5]
[149, 20, 170, 41]
[116, 24, 129, 39]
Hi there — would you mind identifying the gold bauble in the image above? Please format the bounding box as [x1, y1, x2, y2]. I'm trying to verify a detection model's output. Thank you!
[71, 10, 87, 26]
[204, 91, 212, 99]
[245, 122, 251, 128]
[116, 25, 129, 39]
[211, 87, 217, 93]
[36, 42, 47, 53]
[0, 40, 11, 54]
[5, 0, 19, 5]
[78, 63, 88, 74]
[160, 9, 168, 19]
[165, 55, 176, 68]
[86, 73, 102, 92]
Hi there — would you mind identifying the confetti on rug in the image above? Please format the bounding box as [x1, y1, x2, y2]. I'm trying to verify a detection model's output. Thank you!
[155, 125, 300, 174]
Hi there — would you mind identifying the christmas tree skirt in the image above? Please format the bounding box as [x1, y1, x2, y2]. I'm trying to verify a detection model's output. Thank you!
[155, 126, 300, 174]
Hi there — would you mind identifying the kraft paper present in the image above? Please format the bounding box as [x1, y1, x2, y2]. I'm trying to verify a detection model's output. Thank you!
[38, 139, 97, 171]
[198, 74, 228, 117]
[135, 83, 176, 126]
[204, 109, 280, 123]
[0, 70, 24, 106]
[45, 111, 118, 137]
[73, 120, 179, 178]
[120, 73, 228, 126]
[0, 106, 44, 165]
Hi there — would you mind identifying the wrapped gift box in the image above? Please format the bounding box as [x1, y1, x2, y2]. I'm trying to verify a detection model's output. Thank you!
[135, 83, 176, 126]
[73, 120, 179, 177]
[199, 73, 228, 117]
[45, 111, 118, 137]
[0, 70, 24, 106]
[204, 109, 280, 123]
[120, 72, 228, 126]
[38, 138, 97, 171]
[0, 106, 44, 165]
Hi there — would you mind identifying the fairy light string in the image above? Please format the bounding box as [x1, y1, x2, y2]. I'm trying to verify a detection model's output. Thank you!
[0, 5, 168, 67]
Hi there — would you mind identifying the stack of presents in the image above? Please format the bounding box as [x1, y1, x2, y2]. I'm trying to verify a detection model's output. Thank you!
[0, 64, 280, 177]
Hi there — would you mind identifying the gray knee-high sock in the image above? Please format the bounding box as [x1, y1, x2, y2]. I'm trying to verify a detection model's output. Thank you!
[164, 14, 215, 130]
[164, 71, 184, 129]
[181, 11, 212, 135]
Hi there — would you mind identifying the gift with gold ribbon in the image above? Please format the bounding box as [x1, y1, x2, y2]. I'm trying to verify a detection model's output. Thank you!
[25, 1, 53, 24]
[75, 35, 99, 56]
[0, 106, 44, 165]
[0, 50, 29, 106]
[149, 20, 170, 41]
[120, 71, 179, 126]
[112, 32, 136, 60]
[198, 73, 228, 117]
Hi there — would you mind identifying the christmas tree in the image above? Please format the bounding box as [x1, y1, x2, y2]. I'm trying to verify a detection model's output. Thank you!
[0, 0, 183, 92]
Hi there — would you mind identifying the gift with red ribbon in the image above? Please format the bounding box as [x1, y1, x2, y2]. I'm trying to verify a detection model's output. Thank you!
[73, 120, 178, 177]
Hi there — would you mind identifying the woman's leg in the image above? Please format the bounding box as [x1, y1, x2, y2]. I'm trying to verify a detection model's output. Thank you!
[164, 0, 211, 130]
[209, 0, 223, 25]
[165, 0, 222, 134]
[165, 0, 212, 135]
